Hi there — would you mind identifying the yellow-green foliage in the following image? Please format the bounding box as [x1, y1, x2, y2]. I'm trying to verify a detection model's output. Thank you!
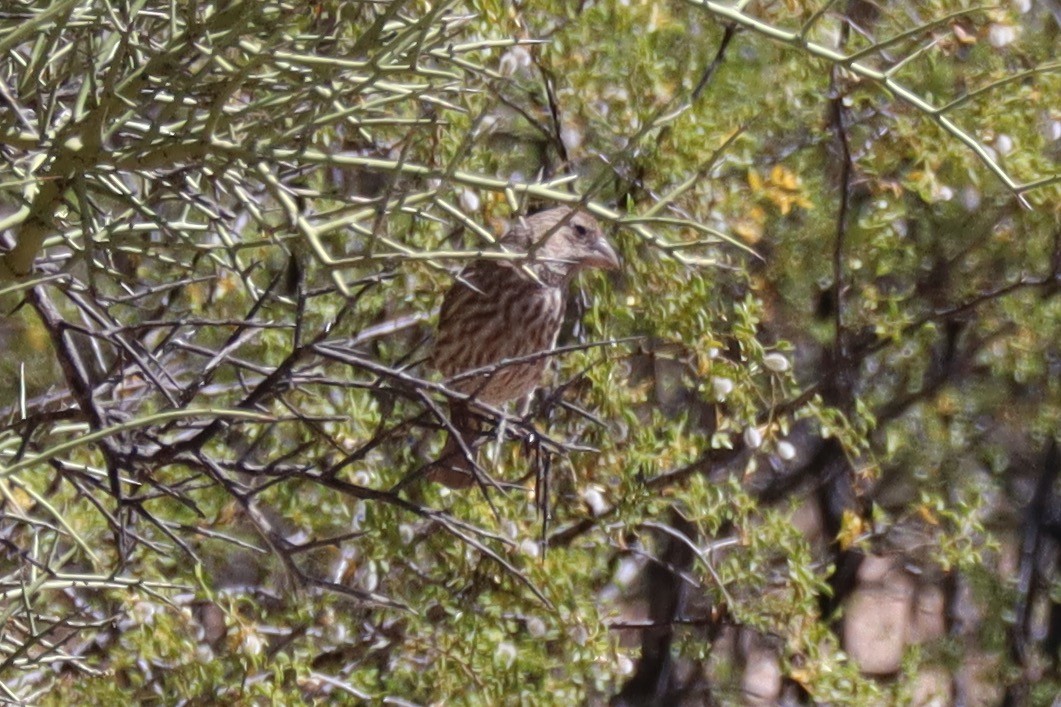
[2, 0, 1058, 704]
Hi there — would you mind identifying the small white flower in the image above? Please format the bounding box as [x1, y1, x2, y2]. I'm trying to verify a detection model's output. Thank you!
[475, 114, 499, 136]
[582, 487, 608, 516]
[762, 353, 790, 373]
[519, 538, 541, 559]
[498, 46, 532, 77]
[961, 186, 981, 212]
[331, 556, 351, 585]
[130, 600, 158, 626]
[527, 616, 547, 638]
[618, 655, 635, 675]
[496, 642, 517, 668]
[241, 629, 264, 656]
[994, 134, 1014, 155]
[328, 622, 349, 645]
[744, 426, 763, 449]
[560, 124, 584, 152]
[935, 185, 954, 202]
[987, 23, 1017, 48]
[1044, 119, 1061, 143]
[458, 189, 480, 213]
[711, 376, 734, 400]
[777, 440, 797, 460]
[356, 560, 379, 593]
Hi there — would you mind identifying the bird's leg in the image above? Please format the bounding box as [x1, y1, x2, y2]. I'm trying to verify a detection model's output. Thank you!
[516, 393, 534, 418]
[486, 392, 531, 466]
[516, 392, 537, 454]
[453, 403, 481, 460]
[489, 410, 506, 467]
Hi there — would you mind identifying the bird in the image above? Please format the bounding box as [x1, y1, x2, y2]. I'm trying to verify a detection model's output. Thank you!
[425, 206, 620, 488]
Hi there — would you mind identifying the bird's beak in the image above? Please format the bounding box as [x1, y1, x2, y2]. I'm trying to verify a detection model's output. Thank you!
[586, 237, 621, 271]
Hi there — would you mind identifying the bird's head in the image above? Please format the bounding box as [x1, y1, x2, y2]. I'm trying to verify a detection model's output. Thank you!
[504, 207, 620, 284]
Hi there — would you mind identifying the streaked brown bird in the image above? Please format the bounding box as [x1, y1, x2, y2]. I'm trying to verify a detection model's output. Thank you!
[426, 207, 620, 488]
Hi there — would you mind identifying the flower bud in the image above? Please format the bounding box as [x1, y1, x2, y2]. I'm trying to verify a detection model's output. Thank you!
[763, 353, 790, 373]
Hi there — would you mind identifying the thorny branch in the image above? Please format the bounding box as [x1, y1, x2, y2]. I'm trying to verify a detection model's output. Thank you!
[1, 1, 1057, 701]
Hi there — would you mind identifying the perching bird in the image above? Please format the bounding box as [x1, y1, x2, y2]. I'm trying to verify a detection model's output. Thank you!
[426, 207, 620, 488]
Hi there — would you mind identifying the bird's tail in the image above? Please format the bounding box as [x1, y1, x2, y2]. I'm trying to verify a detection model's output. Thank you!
[424, 429, 478, 488]
[425, 405, 478, 489]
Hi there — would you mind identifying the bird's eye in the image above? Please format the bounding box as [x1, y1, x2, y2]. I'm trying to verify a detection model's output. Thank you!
[573, 223, 589, 238]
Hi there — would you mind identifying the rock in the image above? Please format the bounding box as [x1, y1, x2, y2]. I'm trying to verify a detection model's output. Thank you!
[842, 555, 914, 675]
